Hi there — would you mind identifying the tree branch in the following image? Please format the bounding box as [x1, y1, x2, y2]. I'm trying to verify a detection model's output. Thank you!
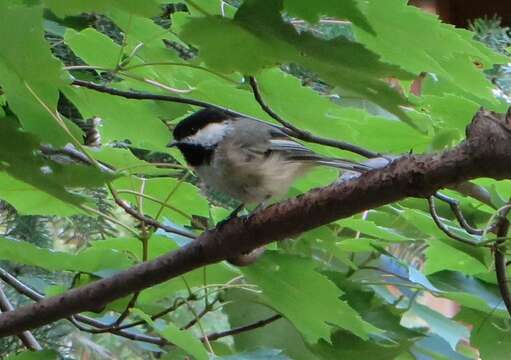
[0, 108, 510, 336]
[0, 287, 42, 351]
[428, 196, 484, 245]
[72, 79, 377, 158]
[494, 205, 511, 317]
[433, 192, 484, 235]
[204, 314, 282, 341]
[108, 185, 196, 239]
[71, 79, 259, 121]
[0, 267, 167, 346]
[247, 76, 379, 158]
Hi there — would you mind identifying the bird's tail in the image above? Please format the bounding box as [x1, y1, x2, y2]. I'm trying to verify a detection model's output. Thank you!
[315, 158, 371, 173]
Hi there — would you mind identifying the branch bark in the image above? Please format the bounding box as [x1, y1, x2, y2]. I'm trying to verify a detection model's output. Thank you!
[494, 203, 511, 317]
[0, 287, 42, 351]
[0, 109, 510, 337]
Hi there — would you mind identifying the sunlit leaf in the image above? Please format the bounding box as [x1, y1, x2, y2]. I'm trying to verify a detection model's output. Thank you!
[180, 0, 415, 123]
[132, 308, 209, 360]
[0, 237, 132, 272]
[242, 252, 380, 343]
[0, 2, 77, 145]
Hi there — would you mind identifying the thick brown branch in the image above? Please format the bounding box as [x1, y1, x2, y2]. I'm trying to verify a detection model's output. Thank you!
[0, 287, 42, 351]
[0, 109, 510, 336]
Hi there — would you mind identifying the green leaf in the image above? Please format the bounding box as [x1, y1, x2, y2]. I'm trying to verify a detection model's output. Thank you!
[336, 238, 386, 253]
[0, 172, 82, 216]
[0, 237, 132, 272]
[402, 302, 469, 350]
[90, 235, 178, 261]
[242, 252, 380, 343]
[6, 350, 58, 360]
[0, 116, 115, 210]
[311, 330, 411, 360]
[283, 0, 374, 34]
[424, 240, 487, 275]
[428, 271, 507, 316]
[64, 28, 121, 69]
[217, 349, 292, 360]
[456, 309, 511, 360]
[338, 218, 407, 242]
[92, 235, 237, 312]
[112, 176, 209, 225]
[93, 147, 177, 176]
[222, 288, 317, 360]
[63, 86, 171, 151]
[352, 0, 505, 108]
[43, 0, 161, 18]
[132, 308, 209, 360]
[411, 335, 473, 360]
[0, 2, 76, 145]
[420, 94, 480, 134]
[180, 0, 415, 123]
[253, 70, 429, 156]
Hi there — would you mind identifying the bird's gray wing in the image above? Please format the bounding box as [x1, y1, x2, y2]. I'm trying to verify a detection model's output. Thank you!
[267, 129, 370, 172]
[267, 137, 324, 161]
[230, 118, 369, 172]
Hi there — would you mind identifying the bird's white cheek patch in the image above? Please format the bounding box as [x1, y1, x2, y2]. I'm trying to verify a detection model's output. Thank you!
[186, 122, 230, 146]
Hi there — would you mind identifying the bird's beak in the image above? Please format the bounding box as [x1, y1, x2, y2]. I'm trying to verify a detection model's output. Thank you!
[167, 140, 178, 147]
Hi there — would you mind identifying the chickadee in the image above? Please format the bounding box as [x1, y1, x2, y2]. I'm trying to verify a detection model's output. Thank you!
[168, 108, 369, 209]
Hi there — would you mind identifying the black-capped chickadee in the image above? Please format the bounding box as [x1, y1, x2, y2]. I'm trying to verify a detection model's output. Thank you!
[168, 108, 369, 209]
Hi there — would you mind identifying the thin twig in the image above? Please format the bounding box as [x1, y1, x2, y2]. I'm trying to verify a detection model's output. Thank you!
[108, 184, 196, 239]
[203, 314, 282, 341]
[494, 205, 511, 318]
[81, 204, 139, 237]
[116, 189, 201, 227]
[183, 299, 214, 353]
[434, 192, 484, 235]
[0, 267, 168, 346]
[85, 292, 141, 334]
[72, 79, 235, 113]
[41, 143, 194, 237]
[40, 144, 115, 174]
[154, 173, 191, 222]
[122, 62, 238, 84]
[72, 79, 378, 158]
[0, 287, 42, 351]
[68, 316, 168, 346]
[114, 297, 188, 332]
[119, 71, 195, 94]
[247, 76, 379, 158]
[427, 196, 486, 246]
[181, 297, 219, 330]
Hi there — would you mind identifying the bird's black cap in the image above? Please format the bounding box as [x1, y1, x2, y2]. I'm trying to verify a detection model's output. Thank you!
[172, 108, 231, 141]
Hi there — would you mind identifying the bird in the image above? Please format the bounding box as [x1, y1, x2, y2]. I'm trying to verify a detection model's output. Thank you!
[168, 108, 369, 218]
